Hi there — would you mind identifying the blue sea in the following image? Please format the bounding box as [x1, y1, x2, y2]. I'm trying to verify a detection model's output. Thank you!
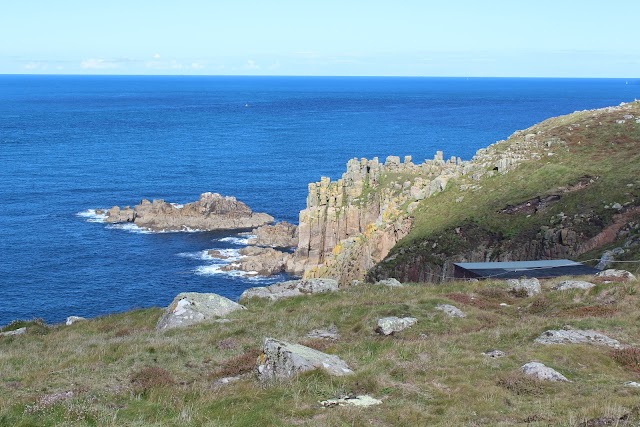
[1, 75, 638, 326]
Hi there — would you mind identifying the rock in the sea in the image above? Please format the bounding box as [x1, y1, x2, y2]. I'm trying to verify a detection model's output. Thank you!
[222, 246, 290, 276]
[534, 329, 623, 348]
[521, 362, 569, 382]
[240, 278, 339, 302]
[595, 269, 637, 282]
[105, 192, 274, 232]
[374, 278, 403, 287]
[65, 316, 86, 326]
[320, 395, 382, 407]
[207, 250, 230, 260]
[255, 338, 353, 381]
[247, 221, 298, 248]
[507, 277, 541, 297]
[156, 292, 246, 330]
[552, 280, 596, 291]
[435, 304, 466, 318]
[0, 327, 26, 337]
[375, 317, 417, 335]
[307, 324, 340, 340]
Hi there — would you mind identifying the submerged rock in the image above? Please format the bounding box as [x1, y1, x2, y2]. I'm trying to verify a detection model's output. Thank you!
[104, 192, 273, 232]
[156, 292, 245, 330]
[240, 278, 339, 301]
[521, 362, 569, 382]
[375, 317, 417, 335]
[256, 338, 353, 381]
[435, 304, 466, 318]
[534, 329, 623, 348]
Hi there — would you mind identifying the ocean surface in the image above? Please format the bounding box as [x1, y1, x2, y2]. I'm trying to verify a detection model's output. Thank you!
[1, 75, 638, 325]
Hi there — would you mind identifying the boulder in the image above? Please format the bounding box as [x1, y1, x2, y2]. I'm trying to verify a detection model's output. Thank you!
[320, 395, 382, 407]
[104, 192, 274, 232]
[307, 324, 340, 340]
[507, 277, 541, 297]
[240, 279, 339, 302]
[521, 362, 569, 382]
[596, 248, 626, 270]
[375, 317, 417, 335]
[374, 278, 403, 287]
[247, 221, 298, 248]
[534, 329, 623, 348]
[156, 292, 246, 330]
[595, 269, 637, 282]
[256, 338, 353, 381]
[435, 304, 466, 318]
[65, 316, 86, 326]
[552, 280, 596, 291]
[482, 350, 506, 358]
[624, 381, 640, 388]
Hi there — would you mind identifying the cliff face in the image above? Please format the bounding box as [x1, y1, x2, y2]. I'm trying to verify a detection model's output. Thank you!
[292, 101, 640, 284]
[288, 153, 472, 284]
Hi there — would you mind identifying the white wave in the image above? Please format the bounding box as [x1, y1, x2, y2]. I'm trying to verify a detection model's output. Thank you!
[195, 264, 257, 278]
[170, 203, 184, 209]
[76, 209, 107, 223]
[218, 235, 255, 245]
[178, 248, 241, 262]
[105, 222, 153, 234]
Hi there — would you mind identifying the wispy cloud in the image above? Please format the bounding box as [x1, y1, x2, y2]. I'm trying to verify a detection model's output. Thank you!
[80, 58, 119, 70]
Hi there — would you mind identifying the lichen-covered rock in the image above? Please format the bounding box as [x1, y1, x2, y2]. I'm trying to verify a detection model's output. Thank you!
[0, 327, 26, 337]
[307, 324, 340, 340]
[374, 278, 403, 287]
[256, 338, 353, 381]
[483, 350, 506, 358]
[534, 329, 623, 348]
[105, 192, 273, 232]
[375, 317, 417, 335]
[595, 269, 637, 282]
[507, 277, 541, 296]
[156, 292, 245, 330]
[240, 278, 338, 301]
[320, 395, 382, 407]
[552, 280, 596, 291]
[521, 362, 569, 382]
[435, 304, 466, 318]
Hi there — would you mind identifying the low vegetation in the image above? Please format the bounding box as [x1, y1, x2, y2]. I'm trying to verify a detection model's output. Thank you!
[2, 276, 640, 426]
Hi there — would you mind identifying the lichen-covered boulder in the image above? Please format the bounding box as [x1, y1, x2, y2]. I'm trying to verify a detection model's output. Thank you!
[256, 338, 353, 381]
[375, 317, 417, 335]
[595, 269, 637, 282]
[240, 278, 338, 302]
[507, 278, 541, 296]
[552, 280, 596, 291]
[521, 362, 569, 382]
[156, 292, 245, 330]
[534, 329, 623, 349]
[374, 278, 403, 287]
[435, 304, 466, 318]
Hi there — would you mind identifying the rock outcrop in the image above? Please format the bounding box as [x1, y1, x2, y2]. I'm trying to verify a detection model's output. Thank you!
[156, 292, 246, 330]
[595, 269, 637, 282]
[222, 246, 290, 276]
[375, 317, 417, 335]
[247, 222, 298, 248]
[521, 362, 570, 382]
[435, 304, 466, 318]
[105, 192, 273, 232]
[255, 338, 353, 381]
[507, 278, 541, 297]
[240, 278, 339, 302]
[534, 329, 623, 348]
[552, 280, 596, 291]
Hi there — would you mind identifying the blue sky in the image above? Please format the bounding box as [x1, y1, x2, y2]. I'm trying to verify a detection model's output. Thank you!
[2, 0, 639, 77]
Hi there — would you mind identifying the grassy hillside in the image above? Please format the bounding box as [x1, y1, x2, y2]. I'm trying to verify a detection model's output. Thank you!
[2, 275, 640, 426]
[370, 101, 640, 281]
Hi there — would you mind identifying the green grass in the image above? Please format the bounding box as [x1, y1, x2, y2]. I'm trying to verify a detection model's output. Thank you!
[2, 277, 640, 426]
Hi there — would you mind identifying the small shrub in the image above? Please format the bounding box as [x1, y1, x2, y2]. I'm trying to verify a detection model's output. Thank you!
[130, 366, 175, 393]
[216, 337, 238, 350]
[211, 348, 261, 378]
[497, 373, 545, 396]
[611, 347, 640, 374]
[1, 318, 49, 335]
